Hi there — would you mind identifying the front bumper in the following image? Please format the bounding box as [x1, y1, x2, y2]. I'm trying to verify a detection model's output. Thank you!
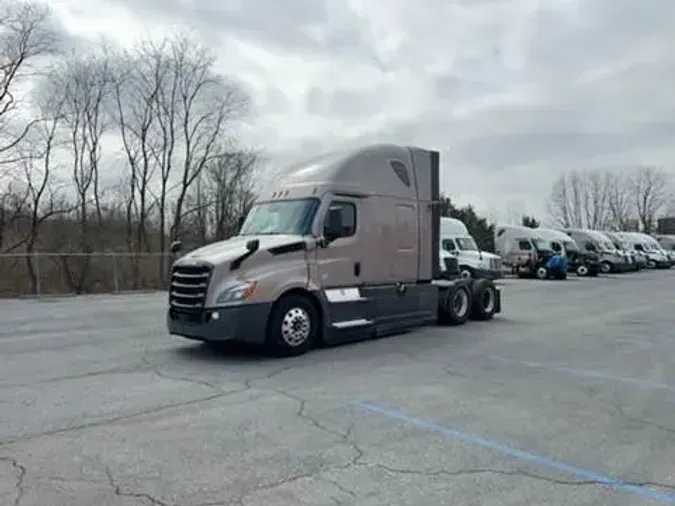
[167, 302, 272, 343]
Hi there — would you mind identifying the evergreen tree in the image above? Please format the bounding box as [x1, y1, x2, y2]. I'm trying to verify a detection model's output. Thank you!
[438, 194, 495, 252]
[521, 215, 540, 228]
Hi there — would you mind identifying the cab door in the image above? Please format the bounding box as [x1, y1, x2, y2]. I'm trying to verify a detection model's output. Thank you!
[314, 197, 364, 312]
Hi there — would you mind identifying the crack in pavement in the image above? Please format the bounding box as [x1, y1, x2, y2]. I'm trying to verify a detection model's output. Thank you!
[0, 363, 151, 390]
[0, 388, 247, 447]
[106, 467, 169, 506]
[612, 402, 675, 435]
[0, 456, 26, 506]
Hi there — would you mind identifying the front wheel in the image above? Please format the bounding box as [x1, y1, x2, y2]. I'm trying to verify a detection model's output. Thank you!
[265, 295, 319, 357]
[576, 265, 589, 276]
[536, 266, 549, 280]
[459, 265, 474, 279]
[600, 261, 612, 274]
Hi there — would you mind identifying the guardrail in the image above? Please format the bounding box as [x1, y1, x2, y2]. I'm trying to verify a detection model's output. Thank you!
[0, 252, 175, 298]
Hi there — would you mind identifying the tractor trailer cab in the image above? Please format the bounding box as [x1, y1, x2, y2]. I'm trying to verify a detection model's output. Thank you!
[494, 224, 567, 279]
[562, 229, 630, 274]
[167, 144, 501, 356]
[439, 217, 502, 280]
[534, 227, 599, 276]
[616, 232, 670, 268]
[602, 231, 643, 271]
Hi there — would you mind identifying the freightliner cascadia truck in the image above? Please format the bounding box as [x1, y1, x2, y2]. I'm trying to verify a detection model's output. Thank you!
[167, 144, 502, 357]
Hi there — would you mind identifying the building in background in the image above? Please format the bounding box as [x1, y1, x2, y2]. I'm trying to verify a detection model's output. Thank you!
[657, 217, 675, 234]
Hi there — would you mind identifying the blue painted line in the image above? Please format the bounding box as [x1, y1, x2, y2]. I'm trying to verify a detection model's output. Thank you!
[489, 356, 675, 391]
[349, 399, 675, 503]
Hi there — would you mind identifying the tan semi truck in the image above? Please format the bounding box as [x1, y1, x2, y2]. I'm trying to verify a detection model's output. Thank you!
[167, 144, 502, 357]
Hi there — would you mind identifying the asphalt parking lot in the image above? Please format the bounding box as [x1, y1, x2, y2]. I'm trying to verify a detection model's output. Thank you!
[1, 270, 675, 506]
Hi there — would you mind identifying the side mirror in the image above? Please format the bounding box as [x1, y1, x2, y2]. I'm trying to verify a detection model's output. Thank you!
[323, 208, 343, 242]
[170, 240, 182, 254]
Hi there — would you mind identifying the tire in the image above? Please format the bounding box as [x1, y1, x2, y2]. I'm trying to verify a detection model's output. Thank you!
[469, 278, 498, 321]
[459, 265, 474, 279]
[576, 265, 589, 276]
[536, 266, 548, 280]
[265, 294, 319, 357]
[438, 283, 470, 325]
[600, 261, 612, 274]
[647, 259, 656, 269]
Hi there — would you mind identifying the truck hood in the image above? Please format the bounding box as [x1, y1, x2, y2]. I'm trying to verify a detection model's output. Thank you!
[178, 235, 305, 265]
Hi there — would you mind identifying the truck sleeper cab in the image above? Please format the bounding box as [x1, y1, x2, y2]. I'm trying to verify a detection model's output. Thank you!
[167, 144, 501, 357]
[494, 224, 566, 279]
[616, 232, 670, 268]
[602, 231, 643, 271]
[562, 229, 630, 274]
[654, 235, 675, 266]
[440, 217, 502, 280]
[534, 227, 599, 277]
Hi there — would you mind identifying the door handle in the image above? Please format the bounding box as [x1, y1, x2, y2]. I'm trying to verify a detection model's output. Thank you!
[354, 261, 361, 277]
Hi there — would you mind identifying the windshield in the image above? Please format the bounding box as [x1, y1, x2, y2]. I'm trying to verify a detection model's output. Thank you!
[563, 240, 579, 252]
[239, 198, 319, 236]
[456, 237, 478, 251]
[600, 241, 616, 251]
[533, 238, 553, 252]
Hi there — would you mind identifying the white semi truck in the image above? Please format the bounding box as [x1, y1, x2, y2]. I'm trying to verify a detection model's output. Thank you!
[167, 144, 502, 357]
[439, 217, 502, 280]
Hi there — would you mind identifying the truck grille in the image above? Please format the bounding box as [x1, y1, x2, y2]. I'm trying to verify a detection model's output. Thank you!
[169, 263, 212, 313]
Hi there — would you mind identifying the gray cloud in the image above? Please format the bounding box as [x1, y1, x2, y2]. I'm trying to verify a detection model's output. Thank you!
[52, 0, 675, 218]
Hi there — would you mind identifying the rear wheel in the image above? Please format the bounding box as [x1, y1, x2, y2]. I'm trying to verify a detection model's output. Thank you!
[600, 261, 612, 274]
[265, 294, 319, 357]
[536, 266, 548, 280]
[438, 284, 470, 325]
[470, 279, 498, 321]
[576, 265, 589, 276]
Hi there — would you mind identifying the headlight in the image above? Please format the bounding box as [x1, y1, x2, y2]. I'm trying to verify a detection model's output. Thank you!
[216, 281, 257, 304]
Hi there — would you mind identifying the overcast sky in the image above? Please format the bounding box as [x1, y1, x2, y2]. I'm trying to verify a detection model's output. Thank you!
[42, 0, 675, 221]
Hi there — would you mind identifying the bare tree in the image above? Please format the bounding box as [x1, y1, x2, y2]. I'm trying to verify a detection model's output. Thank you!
[631, 166, 672, 233]
[114, 34, 250, 281]
[606, 172, 633, 230]
[18, 106, 70, 293]
[549, 169, 633, 230]
[548, 171, 584, 228]
[163, 34, 250, 242]
[0, 1, 61, 162]
[181, 149, 258, 248]
[37, 49, 114, 292]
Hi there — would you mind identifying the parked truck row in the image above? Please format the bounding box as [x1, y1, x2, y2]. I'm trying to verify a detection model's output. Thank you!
[494, 225, 673, 280]
[167, 144, 503, 357]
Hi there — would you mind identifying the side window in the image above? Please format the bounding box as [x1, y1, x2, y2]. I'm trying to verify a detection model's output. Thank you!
[390, 161, 411, 187]
[442, 239, 456, 251]
[634, 243, 644, 251]
[518, 239, 532, 250]
[551, 241, 562, 252]
[325, 201, 356, 238]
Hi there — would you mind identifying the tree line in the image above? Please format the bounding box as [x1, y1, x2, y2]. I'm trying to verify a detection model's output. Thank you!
[547, 166, 673, 233]
[0, 2, 257, 296]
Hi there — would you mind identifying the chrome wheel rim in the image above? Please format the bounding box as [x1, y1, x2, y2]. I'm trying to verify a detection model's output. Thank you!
[281, 307, 311, 346]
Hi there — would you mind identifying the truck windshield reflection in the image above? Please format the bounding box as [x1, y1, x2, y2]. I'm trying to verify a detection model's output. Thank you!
[239, 198, 319, 236]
